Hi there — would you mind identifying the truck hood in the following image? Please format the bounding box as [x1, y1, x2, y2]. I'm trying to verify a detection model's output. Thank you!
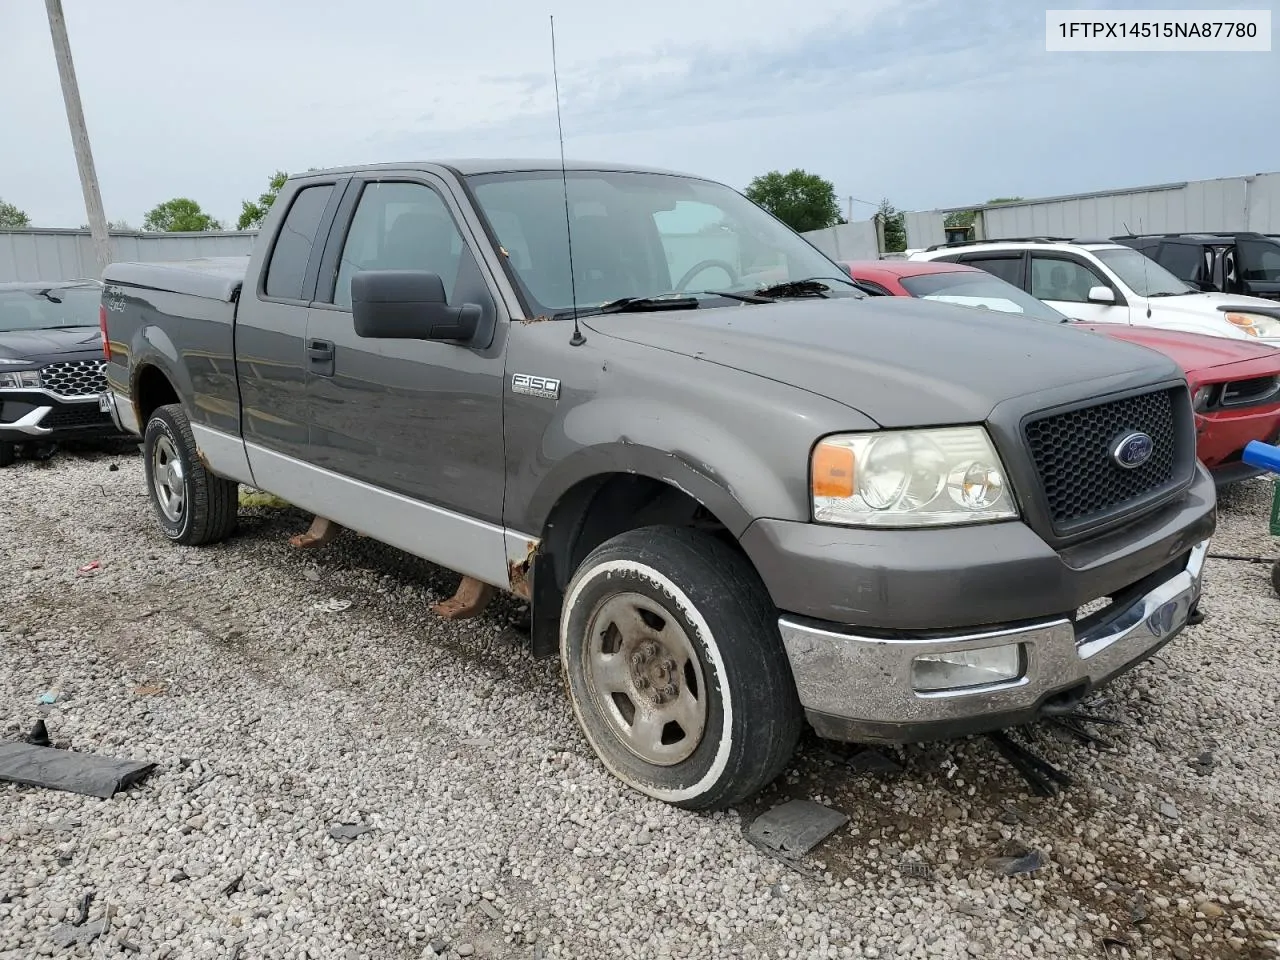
[586, 297, 1179, 427]
[0, 326, 103, 364]
[1072, 322, 1280, 374]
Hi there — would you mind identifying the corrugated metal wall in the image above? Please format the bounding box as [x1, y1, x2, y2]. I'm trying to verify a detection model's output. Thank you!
[0, 229, 258, 282]
[801, 221, 879, 261]
[978, 173, 1280, 240]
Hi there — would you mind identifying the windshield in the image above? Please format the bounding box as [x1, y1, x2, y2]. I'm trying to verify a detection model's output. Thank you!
[1093, 247, 1192, 297]
[465, 169, 859, 316]
[0, 285, 101, 333]
[899, 270, 1067, 322]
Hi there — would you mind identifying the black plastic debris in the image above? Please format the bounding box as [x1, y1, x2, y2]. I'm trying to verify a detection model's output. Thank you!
[747, 799, 848, 856]
[0, 743, 155, 799]
[49, 919, 107, 948]
[72, 891, 95, 926]
[328, 822, 374, 842]
[987, 731, 1072, 797]
[846, 747, 904, 775]
[26, 719, 51, 747]
[222, 873, 245, 897]
[985, 850, 1046, 876]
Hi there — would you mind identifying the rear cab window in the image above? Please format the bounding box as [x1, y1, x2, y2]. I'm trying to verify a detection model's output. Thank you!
[263, 184, 336, 301]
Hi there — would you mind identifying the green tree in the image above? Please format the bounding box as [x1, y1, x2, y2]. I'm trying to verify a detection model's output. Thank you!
[142, 198, 222, 232]
[236, 170, 288, 230]
[744, 169, 842, 233]
[876, 198, 907, 253]
[80, 220, 133, 230]
[944, 197, 1024, 230]
[0, 198, 31, 227]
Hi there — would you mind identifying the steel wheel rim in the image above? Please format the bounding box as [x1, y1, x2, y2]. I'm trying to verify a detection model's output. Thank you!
[151, 434, 186, 523]
[583, 590, 708, 766]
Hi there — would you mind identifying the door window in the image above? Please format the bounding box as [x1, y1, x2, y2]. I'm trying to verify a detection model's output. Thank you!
[1238, 238, 1280, 283]
[263, 184, 335, 300]
[1154, 242, 1203, 281]
[333, 182, 466, 309]
[1029, 255, 1105, 302]
[959, 255, 1023, 287]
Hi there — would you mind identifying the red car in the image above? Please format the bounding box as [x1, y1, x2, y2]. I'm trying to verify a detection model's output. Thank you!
[841, 259, 1280, 486]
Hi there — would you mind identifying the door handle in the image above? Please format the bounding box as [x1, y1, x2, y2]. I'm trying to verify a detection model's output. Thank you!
[307, 339, 335, 377]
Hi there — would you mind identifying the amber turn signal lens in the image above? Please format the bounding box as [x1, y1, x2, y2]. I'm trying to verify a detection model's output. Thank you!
[812, 441, 856, 499]
[1226, 313, 1260, 336]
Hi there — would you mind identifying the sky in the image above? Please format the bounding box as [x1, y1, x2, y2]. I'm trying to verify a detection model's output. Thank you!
[1, 0, 1277, 229]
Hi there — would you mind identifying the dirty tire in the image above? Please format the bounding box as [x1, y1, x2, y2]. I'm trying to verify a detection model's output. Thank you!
[142, 403, 238, 546]
[561, 525, 802, 811]
[0, 442, 14, 468]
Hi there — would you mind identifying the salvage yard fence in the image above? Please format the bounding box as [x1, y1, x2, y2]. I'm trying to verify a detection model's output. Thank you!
[0, 228, 258, 283]
[5, 170, 1280, 283]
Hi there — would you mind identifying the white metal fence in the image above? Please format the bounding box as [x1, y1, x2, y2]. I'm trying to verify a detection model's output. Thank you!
[0, 228, 258, 283]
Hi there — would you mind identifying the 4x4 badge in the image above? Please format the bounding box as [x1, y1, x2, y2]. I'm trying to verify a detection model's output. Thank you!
[512, 373, 560, 400]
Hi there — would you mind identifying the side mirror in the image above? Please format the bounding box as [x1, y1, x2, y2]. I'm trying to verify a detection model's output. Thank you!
[1087, 285, 1116, 305]
[351, 270, 481, 342]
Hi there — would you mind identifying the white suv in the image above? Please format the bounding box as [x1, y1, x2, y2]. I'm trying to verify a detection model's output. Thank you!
[910, 239, 1280, 347]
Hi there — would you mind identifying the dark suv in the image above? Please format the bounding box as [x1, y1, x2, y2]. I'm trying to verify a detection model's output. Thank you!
[1113, 232, 1280, 303]
[0, 279, 122, 466]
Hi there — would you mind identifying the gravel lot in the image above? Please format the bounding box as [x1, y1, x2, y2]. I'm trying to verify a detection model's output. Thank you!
[2, 448, 1278, 960]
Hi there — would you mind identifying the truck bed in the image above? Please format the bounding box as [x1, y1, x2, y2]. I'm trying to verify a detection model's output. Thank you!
[104, 257, 248, 302]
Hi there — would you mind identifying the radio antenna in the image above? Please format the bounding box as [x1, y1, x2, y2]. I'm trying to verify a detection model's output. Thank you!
[550, 15, 585, 346]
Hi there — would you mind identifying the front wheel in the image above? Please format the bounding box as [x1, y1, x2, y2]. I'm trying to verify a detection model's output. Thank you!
[142, 403, 239, 546]
[560, 526, 802, 810]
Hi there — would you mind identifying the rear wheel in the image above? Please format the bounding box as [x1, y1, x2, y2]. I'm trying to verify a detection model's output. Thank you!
[142, 403, 238, 546]
[560, 525, 802, 810]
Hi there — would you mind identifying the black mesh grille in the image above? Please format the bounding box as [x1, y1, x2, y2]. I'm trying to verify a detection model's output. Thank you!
[43, 405, 112, 429]
[1024, 388, 1180, 529]
[40, 359, 107, 398]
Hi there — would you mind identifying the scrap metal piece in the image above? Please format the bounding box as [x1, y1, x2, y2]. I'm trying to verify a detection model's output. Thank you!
[49, 919, 107, 948]
[0, 743, 155, 799]
[430, 577, 496, 620]
[328, 822, 374, 842]
[747, 799, 848, 856]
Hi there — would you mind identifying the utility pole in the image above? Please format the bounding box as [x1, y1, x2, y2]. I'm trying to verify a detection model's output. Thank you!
[45, 0, 110, 278]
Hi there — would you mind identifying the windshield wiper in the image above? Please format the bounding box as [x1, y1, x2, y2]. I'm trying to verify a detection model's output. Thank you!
[1146, 291, 1188, 298]
[554, 294, 701, 319]
[750, 277, 859, 299]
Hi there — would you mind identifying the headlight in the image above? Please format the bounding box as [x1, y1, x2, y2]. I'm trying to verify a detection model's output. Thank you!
[1226, 312, 1280, 339]
[0, 369, 41, 389]
[811, 426, 1017, 527]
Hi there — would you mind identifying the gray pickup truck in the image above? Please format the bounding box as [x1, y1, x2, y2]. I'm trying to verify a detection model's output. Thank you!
[99, 160, 1216, 809]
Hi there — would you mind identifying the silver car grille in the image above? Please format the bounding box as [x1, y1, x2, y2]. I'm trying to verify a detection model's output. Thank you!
[40, 359, 108, 398]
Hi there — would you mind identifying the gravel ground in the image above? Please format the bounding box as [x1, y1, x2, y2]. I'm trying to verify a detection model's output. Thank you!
[2, 448, 1278, 960]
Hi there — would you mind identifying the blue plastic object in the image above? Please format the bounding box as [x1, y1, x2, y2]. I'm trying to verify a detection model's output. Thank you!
[1242, 440, 1280, 473]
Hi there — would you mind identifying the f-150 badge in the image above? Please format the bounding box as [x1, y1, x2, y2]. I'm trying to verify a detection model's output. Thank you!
[512, 373, 560, 400]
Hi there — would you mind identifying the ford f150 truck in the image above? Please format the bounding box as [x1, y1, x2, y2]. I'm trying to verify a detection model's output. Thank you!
[99, 160, 1217, 809]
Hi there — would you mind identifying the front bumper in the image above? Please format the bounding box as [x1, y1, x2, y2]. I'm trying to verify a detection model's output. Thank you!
[0, 389, 121, 442]
[779, 539, 1208, 744]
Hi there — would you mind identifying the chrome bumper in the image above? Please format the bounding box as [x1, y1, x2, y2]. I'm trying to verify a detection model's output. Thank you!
[778, 539, 1209, 743]
[98, 389, 139, 435]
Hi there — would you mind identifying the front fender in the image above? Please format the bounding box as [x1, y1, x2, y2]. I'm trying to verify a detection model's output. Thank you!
[525, 397, 815, 538]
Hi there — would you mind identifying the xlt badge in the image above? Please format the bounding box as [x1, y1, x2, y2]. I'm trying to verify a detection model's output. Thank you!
[512, 373, 560, 400]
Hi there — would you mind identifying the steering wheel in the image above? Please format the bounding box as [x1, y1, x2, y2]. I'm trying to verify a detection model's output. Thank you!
[675, 259, 740, 292]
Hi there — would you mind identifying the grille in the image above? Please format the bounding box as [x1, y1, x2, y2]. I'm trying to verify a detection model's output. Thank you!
[43, 405, 112, 429]
[1220, 376, 1280, 409]
[1024, 388, 1180, 531]
[40, 359, 107, 398]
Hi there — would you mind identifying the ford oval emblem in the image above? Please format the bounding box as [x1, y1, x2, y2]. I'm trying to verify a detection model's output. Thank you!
[1112, 432, 1154, 469]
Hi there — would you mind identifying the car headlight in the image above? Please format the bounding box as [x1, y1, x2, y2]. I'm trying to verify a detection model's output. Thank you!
[811, 426, 1018, 527]
[1226, 312, 1280, 339]
[0, 369, 41, 389]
